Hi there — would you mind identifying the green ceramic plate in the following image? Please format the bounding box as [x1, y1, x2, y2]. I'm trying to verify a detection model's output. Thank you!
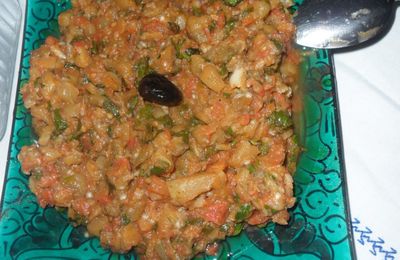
[0, 1, 356, 259]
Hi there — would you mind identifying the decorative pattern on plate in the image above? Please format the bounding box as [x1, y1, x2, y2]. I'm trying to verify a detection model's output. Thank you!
[352, 218, 397, 259]
[0, 1, 355, 259]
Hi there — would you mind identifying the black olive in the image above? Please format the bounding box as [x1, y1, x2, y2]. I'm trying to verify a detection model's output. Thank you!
[138, 73, 183, 107]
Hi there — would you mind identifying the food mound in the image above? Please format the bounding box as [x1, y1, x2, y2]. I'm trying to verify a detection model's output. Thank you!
[19, 0, 300, 259]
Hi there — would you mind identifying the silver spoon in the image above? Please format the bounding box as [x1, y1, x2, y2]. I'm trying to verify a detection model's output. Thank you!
[294, 0, 399, 49]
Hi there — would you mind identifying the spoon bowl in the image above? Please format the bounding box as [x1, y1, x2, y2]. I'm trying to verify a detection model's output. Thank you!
[294, 0, 398, 49]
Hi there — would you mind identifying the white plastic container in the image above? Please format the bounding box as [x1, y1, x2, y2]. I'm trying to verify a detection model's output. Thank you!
[0, 0, 23, 140]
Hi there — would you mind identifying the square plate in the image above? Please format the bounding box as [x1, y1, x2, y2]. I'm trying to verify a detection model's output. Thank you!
[0, 1, 356, 259]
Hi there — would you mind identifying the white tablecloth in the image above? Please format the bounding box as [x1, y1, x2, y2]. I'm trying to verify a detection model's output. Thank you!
[0, 7, 399, 259]
[334, 8, 400, 259]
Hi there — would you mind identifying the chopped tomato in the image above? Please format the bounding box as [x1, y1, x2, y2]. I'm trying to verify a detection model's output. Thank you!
[200, 200, 229, 225]
[126, 137, 138, 150]
[205, 242, 220, 256]
[37, 189, 54, 207]
[247, 210, 269, 225]
[259, 139, 286, 167]
[274, 92, 290, 110]
[96, 193, 112, 205]
[239, 114, 251, 126]
[210, 100, 226, 121]
[242, 16, 256, 26]
[39, 174, 58, 187]
[74, 16, 90, 27]
[216, 13, 225, 29]
[142, 19, 167, 33]
[111, 157, 131, 176]
[45, 36, 58, 45]
[147, 176, 170, 198]
[72, 198, 92, 216]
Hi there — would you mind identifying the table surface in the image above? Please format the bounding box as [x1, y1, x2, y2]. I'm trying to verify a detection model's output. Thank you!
[334, 8, 400, 259]
[0, 8, 399, 260]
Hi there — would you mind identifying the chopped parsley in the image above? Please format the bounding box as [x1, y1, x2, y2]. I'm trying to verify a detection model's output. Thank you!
[267, 111, 293, 130]
[168, 22, 181, 34]
[208, 20, 217, 32]
[223, 0, 243, 7]
[53, 109, 68, 135]
[103, 97, 120, 119]
[121, 214, 131, 225]
[128, 96, 139, 114]
[135, 56, 152, 82]
[233, 222, 244, 236]
[247, 163, 256, 174]
[235, 204, 253, 222]
[150, 166, 166, 176]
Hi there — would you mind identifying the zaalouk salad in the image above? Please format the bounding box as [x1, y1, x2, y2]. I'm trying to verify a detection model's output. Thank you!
[19, 0, 301, 259]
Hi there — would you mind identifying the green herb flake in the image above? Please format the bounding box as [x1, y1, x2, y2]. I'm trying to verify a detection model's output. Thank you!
[144, 124, 160, 143]
[174, 129, 190, 144]
[235, 204, 253, 222]
[241, 7, 254, 17]
[103, 97, 120, 118]
[264, 205, 279, 214]
[69, 120, 83, 141]
[158, 115, 174, 128]
[204, 145, 217, 159]
[192, 6, 202, 16]
[225, 127, 235, 138]
[184, 48, 201, 57]
[223, 0, 243, 7]
[225, 18, 237, 34]
[91, 40, 106, 55]
[233, 193, 241, 203]
[32, 168, 43, 180]
[267, 110, 293, 130]
[121, 214, 131, 225]
[220, 64, 229, 77]
[233, 223, 244, 236]
[64, 63, 79, 70]
[247, 163, 256, 174]
[223, 92, 231, 98]
[208, 20, 217, 32]
[185, 218, 203, 226]
[150, 166, 166, 176]
[34, 77, 42, 88]
[70, 35, 86, 44]
[82, 74, 90, 84]
[202, 224, 214, 234]
[271, 38, 284, 51]
[189, 116, 203, 127]
[219, 223, 230, 233]
[168, 22, 181, 34]
[128, 96, 139, 114]
[53, 109, 68, 135]
[135, 56, 152, 81]
[107, 125, 113, 137]
[172, 39, 195, 60]
[138, 104, 154, 120]
[258, 142, 269, 155]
